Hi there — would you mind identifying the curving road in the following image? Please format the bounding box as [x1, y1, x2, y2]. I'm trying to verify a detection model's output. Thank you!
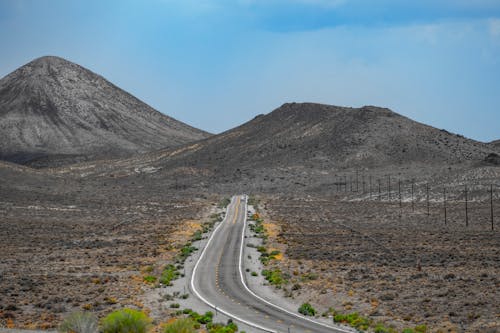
[191, 195, 348, 333]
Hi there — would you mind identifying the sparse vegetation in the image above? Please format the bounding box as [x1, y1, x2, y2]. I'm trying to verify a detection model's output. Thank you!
[160, 264, 179, 286]
[261, 268, 287, 287]
[59, 311, 98, 333]
[100, 308, 152, 333]
[298, 303, 316, 316]
[143, 275, 157, 283]
[218, 198, 231, 209]
[164, 317, 196, 333]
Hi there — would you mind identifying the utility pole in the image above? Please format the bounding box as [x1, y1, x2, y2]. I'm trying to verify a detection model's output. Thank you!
[398, 179, 402, 209]
[426, 183, 430, 217]
[411, 181, 415, 212]
[356, 169, 359, 192]
[465, 185, 469, 227]
[369, 175, 373, 199]
[443, 186, 447, 225]
[388, 175, 391, 201]
[378, 179, 381, 201]
[491, 184, 494, 231]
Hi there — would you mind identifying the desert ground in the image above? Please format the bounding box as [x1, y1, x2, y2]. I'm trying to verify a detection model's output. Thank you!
[256, 188, 499, 332]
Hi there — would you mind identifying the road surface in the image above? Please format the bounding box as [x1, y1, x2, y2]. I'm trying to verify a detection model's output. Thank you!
[191, 195, 348, 333]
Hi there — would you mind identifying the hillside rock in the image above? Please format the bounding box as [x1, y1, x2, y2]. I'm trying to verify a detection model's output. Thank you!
[0, 56, 210, 167]
[155, 102, 492, 170]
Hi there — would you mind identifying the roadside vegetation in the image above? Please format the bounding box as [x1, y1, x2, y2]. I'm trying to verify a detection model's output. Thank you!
[169, 308, 243, 333]
[142, 207, 225, 288]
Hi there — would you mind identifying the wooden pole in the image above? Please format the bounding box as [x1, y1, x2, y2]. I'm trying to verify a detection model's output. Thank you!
[411, 181, 415, 212]
[399, 179, 402, 209]
[369, 175, 373, 199]
[426, 183, 430, 217]
[491, 184, 494, 231]
[378, 179, 381, 201]
[356, 169, 359, 192]
[465, 185, 469, 227]
[388, 175, 391, 201]
[443, 186, 447, 225]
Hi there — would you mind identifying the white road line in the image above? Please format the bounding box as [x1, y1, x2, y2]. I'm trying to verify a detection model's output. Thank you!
[190, 196, 277, 333]
[239, 195, 353, 333]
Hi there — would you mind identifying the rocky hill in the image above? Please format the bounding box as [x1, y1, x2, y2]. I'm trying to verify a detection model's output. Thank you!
[59, 102, 497, 193]
[490, 140, 500, 151]
[172, 102, 491, 169]
[0, 56, 210, 167]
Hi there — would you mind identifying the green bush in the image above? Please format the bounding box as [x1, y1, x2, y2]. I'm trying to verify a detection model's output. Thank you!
[189, 311, 213, 325]
[164, 318, 196, 333]
[298, 303, 316, 316]
[101, 308, 152, 333]
[59, 312, 98, 333]
[218, 198, 231, 208]
[206, 320, 238, 333]
[192, 230, 203, 241]
[261, 269, 287, 286]
[170, 303, 180, 308]
[414, 324, 427, 333]
[160, 264, 179, 285]
[374, 323, 391, 333]
[402, 329, 415, 333]
[143, 275, 157, 283]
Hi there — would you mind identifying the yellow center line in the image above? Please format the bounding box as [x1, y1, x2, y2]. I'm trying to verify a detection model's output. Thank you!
[232, 196, 241, 224]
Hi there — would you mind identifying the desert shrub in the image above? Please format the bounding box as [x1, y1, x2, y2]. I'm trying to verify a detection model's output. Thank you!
[191, 230, 203, 241]
[261, 269, 287, 286]
[251, 271, 258, 276]
[373, 323, 395, 333]
[269, 250, 280, 257]
[177, 243, 197, 262]
[298, 303, 316, 316]
[164, 318, 196, 333]
[414, 324, 427, 333]
[218, 198, 231, 208]
[170, 303, 180, 308]
[101, 308, 152, 333]
[160, 264, 179, 285]
[189, 311, 213, 325]
[206, 320, 238, 333]
[143, 275, 157, 283]
[59, 312, 98, 333]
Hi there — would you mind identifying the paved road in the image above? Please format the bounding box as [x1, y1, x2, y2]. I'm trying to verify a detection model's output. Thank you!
[191, 195, 348, 333]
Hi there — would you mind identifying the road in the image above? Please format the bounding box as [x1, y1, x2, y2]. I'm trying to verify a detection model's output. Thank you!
[191, 195, 348, 333]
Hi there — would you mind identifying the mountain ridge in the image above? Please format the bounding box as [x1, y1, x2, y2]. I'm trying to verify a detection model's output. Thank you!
[0, 55, 210, 167]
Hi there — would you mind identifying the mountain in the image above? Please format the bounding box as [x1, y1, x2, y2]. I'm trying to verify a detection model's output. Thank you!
[153, 102, 493, 168]
[490, 140, 500, 150]
[68, 102, 497, 193]
[0, 56, 210, 167]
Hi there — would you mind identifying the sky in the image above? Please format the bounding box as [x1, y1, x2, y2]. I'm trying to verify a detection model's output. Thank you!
[0, 0, 499, 142]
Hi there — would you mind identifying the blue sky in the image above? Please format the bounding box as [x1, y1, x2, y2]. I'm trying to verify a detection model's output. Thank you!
[1, 0, 499, 142]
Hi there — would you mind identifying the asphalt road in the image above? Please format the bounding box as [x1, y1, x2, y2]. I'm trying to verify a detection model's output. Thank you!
[191, 195, 348, 333]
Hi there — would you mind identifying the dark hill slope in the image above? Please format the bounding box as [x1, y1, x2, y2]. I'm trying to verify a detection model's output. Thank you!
[63, 103, 497, 193]
[0, 56, 210, 167]
[156, 102, 492, 170]
[490, 140, 500, 151]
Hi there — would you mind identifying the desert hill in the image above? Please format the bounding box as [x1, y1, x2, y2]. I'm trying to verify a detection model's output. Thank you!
[0, 56, 210, 167]
[490, 140, 500, 150]
[147, 103, 493, 170]
[54, 103, 497, 193]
